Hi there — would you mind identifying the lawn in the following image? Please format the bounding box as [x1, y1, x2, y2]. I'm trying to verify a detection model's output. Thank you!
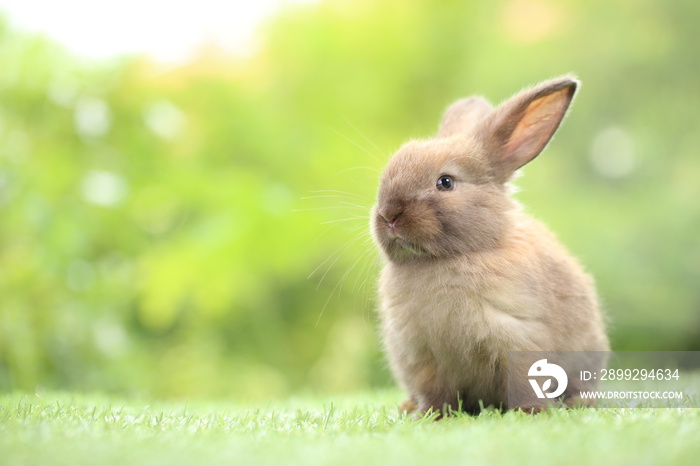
[1, 390, 698, 466]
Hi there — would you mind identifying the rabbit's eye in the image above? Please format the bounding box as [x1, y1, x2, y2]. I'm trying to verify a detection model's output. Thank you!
[436, 175, 454, 191]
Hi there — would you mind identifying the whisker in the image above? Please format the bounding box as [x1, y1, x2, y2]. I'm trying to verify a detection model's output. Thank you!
[303, 190, 367, 202]
[342, 116, 387, 162]
[332, 128, 382, 165]
[311, 219, 367, 244]
[352, 245, 380, 325]
[307, 239, 358, 282]
[313, 239, 362, 291]
[303, 181, 379, 328]
[315, 237, 375, 327]
[339, 201, 372, 210]
[337, 235, 376, 299]
[301, 194, 365, 201]
[291, 205, 368, 212]
[350, 242, 377, 295]
[307, 189, 366, 197]
[308, 222, 368, 285]
[320, 216, 368, 225]
[334, 166, 381, 176]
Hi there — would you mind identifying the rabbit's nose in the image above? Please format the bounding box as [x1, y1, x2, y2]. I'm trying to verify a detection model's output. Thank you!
[378, 199, 405, 231]
[380, 210, 403, 229]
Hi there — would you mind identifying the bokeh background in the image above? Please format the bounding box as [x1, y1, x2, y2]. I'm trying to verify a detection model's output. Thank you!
[1, 0, 699, 400]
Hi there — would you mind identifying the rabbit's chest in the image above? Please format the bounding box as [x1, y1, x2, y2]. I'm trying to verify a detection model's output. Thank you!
[379, 261, 546, 358]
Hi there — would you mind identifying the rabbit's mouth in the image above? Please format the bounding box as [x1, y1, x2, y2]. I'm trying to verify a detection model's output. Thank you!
[385, 236, 432, 260]
[373, 211, 439, 261]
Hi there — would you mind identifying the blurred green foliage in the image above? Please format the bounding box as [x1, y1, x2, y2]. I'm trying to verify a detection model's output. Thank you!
[0, 0, 699, 399]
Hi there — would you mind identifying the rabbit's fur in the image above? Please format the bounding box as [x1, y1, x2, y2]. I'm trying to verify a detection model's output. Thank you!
[372, 76, 609, 415]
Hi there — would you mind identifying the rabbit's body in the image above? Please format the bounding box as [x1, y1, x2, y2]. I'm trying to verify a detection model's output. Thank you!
[379, 212, 606, 414]
[372, 77, 609, 415]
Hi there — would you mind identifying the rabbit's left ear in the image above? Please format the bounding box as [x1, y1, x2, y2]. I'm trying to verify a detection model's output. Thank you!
[479, 76, 578, 182]
[438, 96, 493, 137]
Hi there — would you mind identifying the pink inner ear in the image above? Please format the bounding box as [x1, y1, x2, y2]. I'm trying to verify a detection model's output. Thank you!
[502, 89, 570, 167]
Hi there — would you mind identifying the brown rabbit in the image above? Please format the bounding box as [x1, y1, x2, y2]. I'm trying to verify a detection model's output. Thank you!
[371, 76, 609, 416]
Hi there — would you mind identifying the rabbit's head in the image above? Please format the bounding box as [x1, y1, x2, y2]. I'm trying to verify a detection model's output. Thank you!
[372, 76, 578, 263]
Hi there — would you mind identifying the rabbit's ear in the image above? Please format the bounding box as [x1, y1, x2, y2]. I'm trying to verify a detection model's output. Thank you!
[479, 76, 578, 182]
[438, 96, 493, 138]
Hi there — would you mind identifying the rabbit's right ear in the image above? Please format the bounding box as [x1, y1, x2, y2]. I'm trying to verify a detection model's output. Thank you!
[437, 97, 493, 138]
[478, 76, 578, 183]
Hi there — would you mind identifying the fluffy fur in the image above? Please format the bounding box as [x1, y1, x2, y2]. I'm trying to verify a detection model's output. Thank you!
[371, 76, 609, 415]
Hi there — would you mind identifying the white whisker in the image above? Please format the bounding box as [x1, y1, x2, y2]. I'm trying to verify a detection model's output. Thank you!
[332, 128, 382, 165]
[320, 216, 368, 225]
[308, 222, 369, 286]
[315, 236, 375, 327]
[307, 189, 367, 197]
[334, 166, 381, 176]
[350, 243, 377, 295]
[301, 191, 369, 204]
[304, 120, 386, 327]
[307, 239, 357, 281]
[311, 220, 367, 244]
[292, 205, 367, 212]
[301, 194, 365, 201]
[339, 201, 372, 210]
[313, 240, 361, 291]
[341, 116, 387, 163]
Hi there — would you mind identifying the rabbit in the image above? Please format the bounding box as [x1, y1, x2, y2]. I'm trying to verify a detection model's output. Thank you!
[371, 76, 609, 416]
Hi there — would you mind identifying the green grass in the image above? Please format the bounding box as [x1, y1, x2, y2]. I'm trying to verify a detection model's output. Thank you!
[1, 390, 699, 466]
